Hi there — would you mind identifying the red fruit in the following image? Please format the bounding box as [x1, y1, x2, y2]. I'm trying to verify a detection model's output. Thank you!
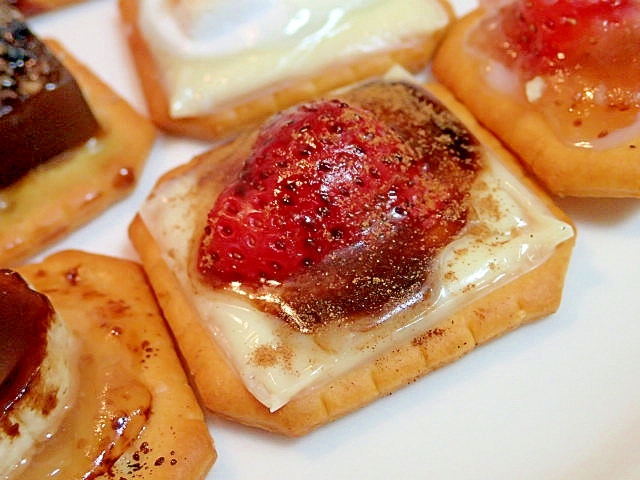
[197, 99, 447, 287]
[496, 0, 640, 76]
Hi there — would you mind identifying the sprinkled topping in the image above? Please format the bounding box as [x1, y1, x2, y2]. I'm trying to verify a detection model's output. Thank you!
[1, 3, 51, 112]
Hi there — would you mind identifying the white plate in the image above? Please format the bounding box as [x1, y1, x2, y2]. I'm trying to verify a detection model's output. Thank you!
[29, 1, 640, 478]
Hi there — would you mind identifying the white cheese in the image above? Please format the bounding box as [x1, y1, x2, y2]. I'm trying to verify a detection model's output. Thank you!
[138, 0, 450, 117]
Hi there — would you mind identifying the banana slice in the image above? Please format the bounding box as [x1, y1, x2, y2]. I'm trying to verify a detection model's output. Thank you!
[0, 270, 78, 479]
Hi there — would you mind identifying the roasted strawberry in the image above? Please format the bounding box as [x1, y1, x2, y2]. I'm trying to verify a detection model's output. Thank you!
[199, 99, 417, 284]
[197, 83, 481, 331]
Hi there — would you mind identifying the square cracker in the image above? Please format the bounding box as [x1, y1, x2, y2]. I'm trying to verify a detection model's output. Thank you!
[0, 40, 155, 267]
[16, 250, 216, 479]
[128, 83, 576, 436]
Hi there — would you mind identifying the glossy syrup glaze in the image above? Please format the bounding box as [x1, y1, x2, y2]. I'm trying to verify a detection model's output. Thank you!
[471, 0, 640, 148]
[197, 82, 482, 332]
[2, 268, 152, 479]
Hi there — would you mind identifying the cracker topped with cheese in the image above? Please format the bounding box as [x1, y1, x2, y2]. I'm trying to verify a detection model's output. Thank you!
[119, 0, 453, 140]
[130, 80, 575, 436]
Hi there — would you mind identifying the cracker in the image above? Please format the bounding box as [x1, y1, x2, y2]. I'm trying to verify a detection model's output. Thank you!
[15, 250, 216, 479]
[432, 10, 640, 198]
[129, 83, 575, 436]
[0, 40, 155, 267]
[118, 0, 453, 141]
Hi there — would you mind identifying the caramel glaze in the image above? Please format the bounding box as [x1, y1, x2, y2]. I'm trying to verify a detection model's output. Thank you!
[0, 269, 53, 434]
[264, 82, 481, 331]
[0, 267, 156, 479]
[9, 267, 153, 479]
[0, 3, 100, 188]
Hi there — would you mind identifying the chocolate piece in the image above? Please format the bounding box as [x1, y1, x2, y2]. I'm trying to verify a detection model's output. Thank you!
[0, 2, 99, 188]
[0, 269, 53, 423]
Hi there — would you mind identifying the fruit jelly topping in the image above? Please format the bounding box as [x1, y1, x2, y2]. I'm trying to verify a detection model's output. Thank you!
[198, 81, 481, 332]
[482, 0, 640, 76]
[0, 2, 100, 188]
[475, 0, 640, 145]
[0, 269, 53, 424]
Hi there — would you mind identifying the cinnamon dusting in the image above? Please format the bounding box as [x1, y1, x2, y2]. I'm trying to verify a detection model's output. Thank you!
[250, 344, 295, 371]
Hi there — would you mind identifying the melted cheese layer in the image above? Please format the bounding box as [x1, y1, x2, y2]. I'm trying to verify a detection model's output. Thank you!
[140, 144, 574, 412]
[138, 0, 450, 117]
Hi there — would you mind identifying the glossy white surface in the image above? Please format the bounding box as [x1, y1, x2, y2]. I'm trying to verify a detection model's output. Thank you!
[138, 0, 449, 116]
[29, 0, 640, 478]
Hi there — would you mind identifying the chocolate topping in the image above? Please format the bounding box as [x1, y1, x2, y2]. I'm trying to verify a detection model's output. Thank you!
[0, 269, 54, 420]
[0, 2, 100, 188]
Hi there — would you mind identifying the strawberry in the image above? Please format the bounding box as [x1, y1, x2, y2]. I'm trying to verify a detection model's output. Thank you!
[196, 82, 482, 331]
[197, 97, 455, 288]
[496, 0, 640, 76]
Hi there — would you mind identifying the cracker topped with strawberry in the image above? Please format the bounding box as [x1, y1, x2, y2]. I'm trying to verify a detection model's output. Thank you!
[130, 79, 575, 435]
[433, 0, 640, 197]
[197, 83, 481, 332]
[473, 0, 640, 146]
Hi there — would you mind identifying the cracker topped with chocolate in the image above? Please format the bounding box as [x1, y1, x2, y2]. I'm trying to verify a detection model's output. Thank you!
[0, 1, 155, 267]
